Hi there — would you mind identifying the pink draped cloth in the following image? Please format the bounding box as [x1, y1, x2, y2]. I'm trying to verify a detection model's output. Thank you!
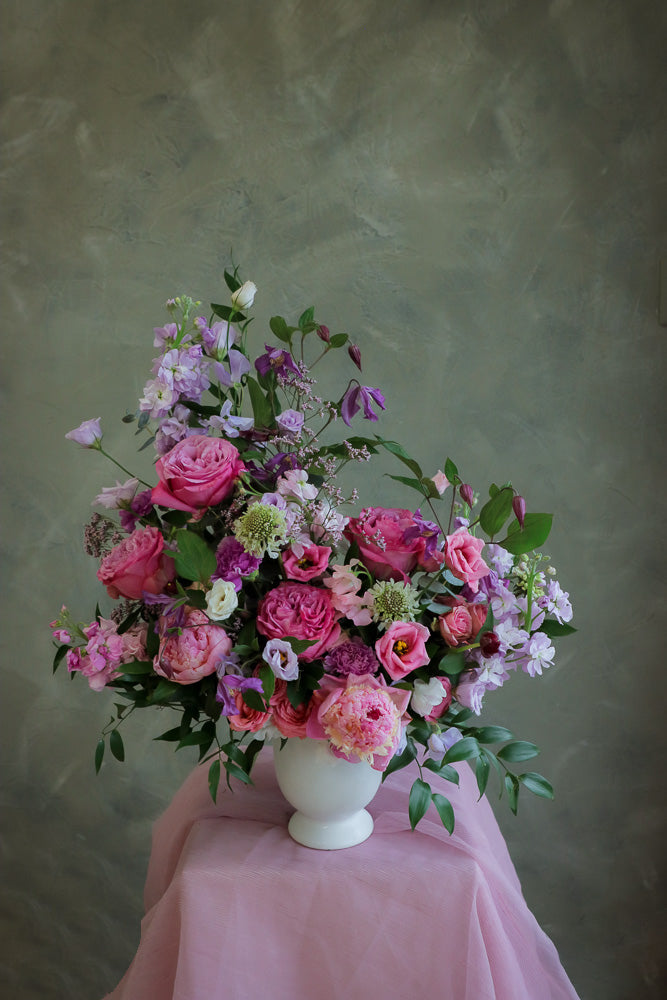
[105, 752, 579, 1000]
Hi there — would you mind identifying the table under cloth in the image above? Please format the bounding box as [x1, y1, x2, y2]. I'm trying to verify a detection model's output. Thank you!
[105, 751, 580, 1000]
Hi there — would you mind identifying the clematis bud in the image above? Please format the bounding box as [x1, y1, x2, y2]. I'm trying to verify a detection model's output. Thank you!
[512, 495, 526, 529]
[230, 280, 257, 312]
[479, 631, 500, 658]
[460, 483, 474, 508]
[348, 344, 362, 370]
[316, 324, 330, 343]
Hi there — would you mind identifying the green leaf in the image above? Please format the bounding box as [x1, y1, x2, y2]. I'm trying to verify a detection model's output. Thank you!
[223, 268, 241, 293]
[148, 679, 180, 704]
[177, 729, 215, 749]
[382, 741, 417, 780]
[224, 759, 253, 786]
[504, 773, 520, 814]
[109, 729, 125, 762]
[258, 663, 275, 701]
[439, 651, 466, 676]
[211, 302, 234, 321]
[468, 725, 515, 744]
[443, 736, 480, 764]
[328, 332, 349, 348]
[408, 778, 432, 830]
[518, 771, 554, 799]
[375, 437, 423, 479]
[298, 306, 315, 328]
[121, 659, 154, 676]
[173, 529, 217, 583]
[94, 738, 105, 774]
[539, 620, 577, 638]
[52, 644, 68, 674]
[246, 375, 274, 429]
[269, 315, 292, 344]
[422, 759, 460, 785]
[496, 740, 539, 762]
[431, 792, 455, 834]
[242, 689, 267, 713]
[385, 474, 429, 495]
[282, 635, 317, 655]
[475, 753, 490, 797]
[479, 487, 514, 537]
[208, 758, 221, 802]
[499, 513, 553, 555]
[154, 725, 187, 743]
[161, 510, 191, 528]
[444, 457, 460, 484]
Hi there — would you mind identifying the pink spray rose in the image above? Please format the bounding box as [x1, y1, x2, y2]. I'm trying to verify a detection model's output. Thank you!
[227, 691, 272, 733]
[154, 608, 232, 684]
[375, 620, 431, 680]
[97, 525, 175, 600]
[344, 507, 430, 581]
[437, 596, 488, 647]
[256, 581, 340, 662]
[269, 680, 312, 738]
[151, 434, 245, 514]
[281, 543, 332, 582]
[443, 528, 490, 594]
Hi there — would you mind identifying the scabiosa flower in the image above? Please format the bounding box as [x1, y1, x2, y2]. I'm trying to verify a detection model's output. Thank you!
[323, 638, 379, 677]
[233, 500, 289, 558]
[368, 578, 421, 629]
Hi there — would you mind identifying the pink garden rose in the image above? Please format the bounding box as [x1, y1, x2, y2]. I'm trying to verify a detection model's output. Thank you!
[306, 674, 410, 770]
[97, 525, 175, 600]
[344, 507, 430, 582]
[437, 596, 488, 647]
[227, 691, 272, 733]
[375, 620, 431, 680]
[282, 543, 332, 582]
[256, 581, 340, 662]
[269, 680, 311, 738]
[154, 608, 231, 685]
[443, 528, 490, 594]
[151, 434, 245, 514]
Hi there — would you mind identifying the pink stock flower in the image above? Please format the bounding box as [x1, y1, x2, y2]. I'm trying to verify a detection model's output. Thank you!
[154, 608, 232, 685]
[443, 528, 490, 594]
[375, 620, 431, 680]
[437, 596, 488, 647]
[306, 674, 410, 770]
[97, 525, 175, 600]
[344, 507, 430, 582]
[256, 581, 340, 662]
[281, 543, 332, 582]
[152, 434, 245, 514]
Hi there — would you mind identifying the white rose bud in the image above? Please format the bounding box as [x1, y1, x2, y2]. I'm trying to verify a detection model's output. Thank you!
[205, 579, 238, 621]
[230, 280, 257, 312]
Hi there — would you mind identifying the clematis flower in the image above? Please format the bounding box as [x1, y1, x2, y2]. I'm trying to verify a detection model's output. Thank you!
[255, 345, 299, 378]
[340, 383, 385, 426]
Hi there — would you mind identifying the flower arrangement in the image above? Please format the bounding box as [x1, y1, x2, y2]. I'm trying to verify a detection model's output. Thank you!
[50, 267, 575, 833]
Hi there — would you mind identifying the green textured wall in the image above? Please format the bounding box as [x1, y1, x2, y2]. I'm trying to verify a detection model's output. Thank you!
[2, 1, 665, 997]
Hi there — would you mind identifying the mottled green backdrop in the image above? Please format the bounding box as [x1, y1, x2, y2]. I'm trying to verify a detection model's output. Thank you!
[2, 1, 665, 997]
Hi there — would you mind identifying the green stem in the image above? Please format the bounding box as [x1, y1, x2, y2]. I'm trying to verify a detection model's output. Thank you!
[98, 447, 152, 488]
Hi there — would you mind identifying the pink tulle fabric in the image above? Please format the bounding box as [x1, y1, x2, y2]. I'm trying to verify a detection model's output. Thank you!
[104, 754, 580, 1000]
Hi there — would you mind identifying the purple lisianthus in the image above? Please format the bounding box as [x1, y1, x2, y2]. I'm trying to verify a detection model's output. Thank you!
[276, 409, 304, 439]
[255, 345, 299, 378]
[65, 418, 103, 448]
[323, 638, 379, 677]
[340, 383, 385, 426]
[213, 536, 262, 590]
[454, 668, 487, 715]
[261, 638, 299, 681]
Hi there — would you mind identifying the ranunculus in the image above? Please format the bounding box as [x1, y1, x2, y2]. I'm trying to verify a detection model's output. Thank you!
[344, 507, 430, 582]
[375, 620, 430, 680]
[230, 280, 257, 312]
[437, 596, 488, 647]
[270, 680, 311, 738]
[154, 608, 231, 685]
[97, 525, 175, 600]
[151, 434, 245, 514]
[256, 581, 340, 662]
[227, 691, 272, 733]
[282, 543, 332, 582]
[443, 528, 490, 593]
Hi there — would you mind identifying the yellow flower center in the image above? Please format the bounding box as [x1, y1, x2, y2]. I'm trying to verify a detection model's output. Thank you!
[393, 639, 409, 657]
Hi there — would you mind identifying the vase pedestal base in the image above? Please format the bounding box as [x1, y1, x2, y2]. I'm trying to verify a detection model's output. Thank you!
[287, 807, 374, 850]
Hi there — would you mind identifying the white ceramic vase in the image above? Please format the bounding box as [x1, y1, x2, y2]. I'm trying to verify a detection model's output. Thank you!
[273, 737, 382, 850]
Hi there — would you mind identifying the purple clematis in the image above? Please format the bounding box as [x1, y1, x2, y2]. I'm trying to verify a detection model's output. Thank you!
[340, 383, 386, 426]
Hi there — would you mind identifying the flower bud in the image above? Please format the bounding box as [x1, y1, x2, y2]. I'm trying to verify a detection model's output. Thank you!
[316, 324, 330, 343]
[348, 344, 362, 370]
[512, 495, 526, 529]
[230, 280, 257, 312]
[479, 631, 500, 658]
[459, 483, 474, 508]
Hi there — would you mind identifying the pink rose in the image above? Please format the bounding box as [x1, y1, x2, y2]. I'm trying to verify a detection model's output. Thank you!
[97, 526, 175, 600]
[443, 528, 490, 593]
[270, 680, 311, 738]
[424, 676, 453, 721]
[282, 543, 332, 582]
[154, 608, 231, 684]
[375, 620, 431, 680]
[256, 582, 340, 662]
[344, 507, 431, 581]
[227, 691, 272, 733]
[152, 434, 245, 513]
[437, 596, 488, 647]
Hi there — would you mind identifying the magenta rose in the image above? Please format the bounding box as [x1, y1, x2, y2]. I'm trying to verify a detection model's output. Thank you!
[151, 434, 245, 514]
[256, 581, 340, 662]
[154, 608, 232, 684]
[344, 507, 429, 581]
[282, 543, 332, 582]
[443, 528, 490, 594]
[97, 526, 175, 600]
[375, 620, 431, 680]
[437, 596, 488, 647]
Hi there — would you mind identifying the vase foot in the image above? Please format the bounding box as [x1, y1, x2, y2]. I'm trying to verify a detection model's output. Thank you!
[287, 808, 374, 850]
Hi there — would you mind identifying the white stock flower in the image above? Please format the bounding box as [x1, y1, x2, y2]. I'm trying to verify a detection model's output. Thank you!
[230, 280, 257, 311]
[205, 579, 238, 621]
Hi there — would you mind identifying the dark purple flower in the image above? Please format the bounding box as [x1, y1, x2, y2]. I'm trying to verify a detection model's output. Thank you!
[255, 345, 299, 378]
[402, 509, 442, 560]
[323, 639, 379, 677]
[246, 452, 300, 483]
[216, 674, 264, 715]
[340, 383, 385, 426]
[512, 495, 526, 529]
[317, 325, 330, 343]
[460, 484, 474, 508]
[479, 631, 501, 658]
[213, 536, 262, 589]
[348, 344, 362, 370]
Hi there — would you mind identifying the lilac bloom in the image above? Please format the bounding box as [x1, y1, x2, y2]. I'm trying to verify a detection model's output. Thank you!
[65, 418, 103, 448]
[262, 639, 299, 681]
[340, 384, 386, 426]
[544, 580, 573, 624]
[484, 544, 515, 577]
[215, 674, 264, 715]
[155, 345, 210, 401]
[255, 345, 299, 378]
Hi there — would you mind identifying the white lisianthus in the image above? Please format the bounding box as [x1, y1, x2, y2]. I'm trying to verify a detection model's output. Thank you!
[230, 280, 257, 311]
[411, 677, 449, 718]
[205, 579, 238, 621]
